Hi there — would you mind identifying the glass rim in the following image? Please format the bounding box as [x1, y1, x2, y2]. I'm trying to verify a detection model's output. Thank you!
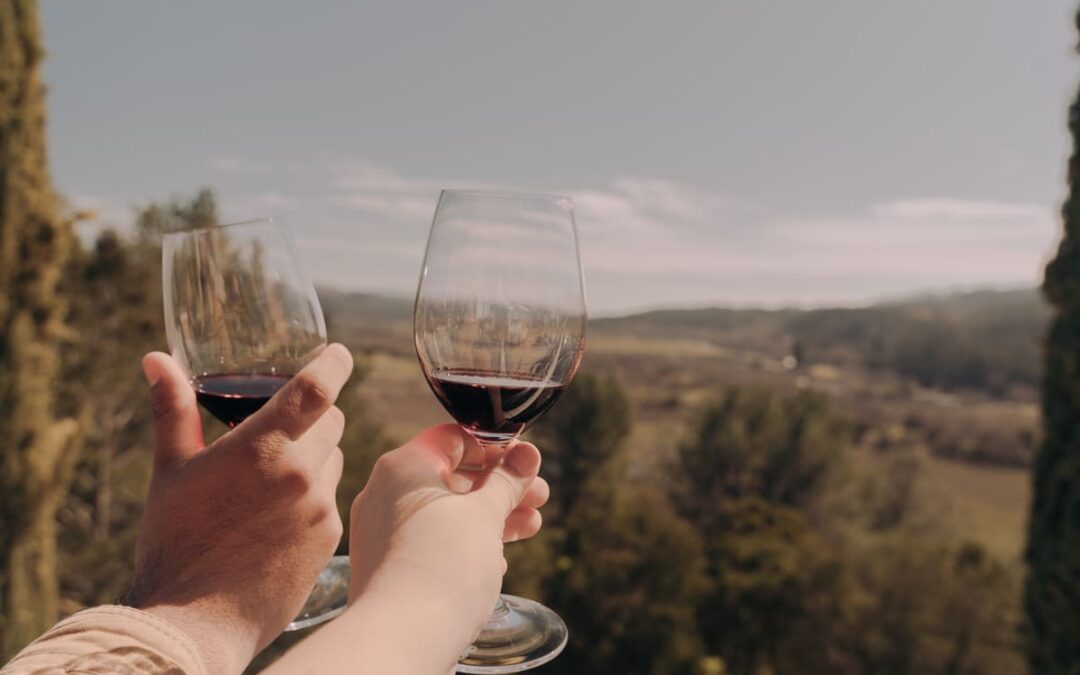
[161, 216, 282, 239]
[440, 189, 572, 205]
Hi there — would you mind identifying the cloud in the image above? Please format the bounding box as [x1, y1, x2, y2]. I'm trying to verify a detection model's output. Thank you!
[218, 191, 303, 224]
[330, 193, 435, 220]
[206, 155, 246, 172]
[259, 191, 299, 209]
[869, 198, 1049, 221]
[205, 156, 289, 174]
[333, 161, 449, 194]
[161, 155, 1064, 313]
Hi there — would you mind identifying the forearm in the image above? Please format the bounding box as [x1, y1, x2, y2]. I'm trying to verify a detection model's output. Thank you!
[0, 606, 209, 675]
[263, 586, 471, 675]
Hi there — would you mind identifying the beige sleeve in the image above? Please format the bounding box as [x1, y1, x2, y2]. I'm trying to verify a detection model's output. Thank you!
[0, 605, 208, 675]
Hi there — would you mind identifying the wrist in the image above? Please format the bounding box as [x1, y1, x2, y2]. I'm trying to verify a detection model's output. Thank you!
[142, 602, 258, 675]
[355, 552, 501, 629]
[348, 587, 472, 671]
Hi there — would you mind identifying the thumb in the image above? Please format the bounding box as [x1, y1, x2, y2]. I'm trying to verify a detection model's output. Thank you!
[143, 352, 204, 468]
[472, 442, 541, 516]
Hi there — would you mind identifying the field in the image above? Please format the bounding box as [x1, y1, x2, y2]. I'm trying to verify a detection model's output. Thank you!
[348, 327, 1034, 564]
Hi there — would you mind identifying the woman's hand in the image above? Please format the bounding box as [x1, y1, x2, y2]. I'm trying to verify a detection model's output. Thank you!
[264, 424, 549, 675]
[349, 424, 548, 632]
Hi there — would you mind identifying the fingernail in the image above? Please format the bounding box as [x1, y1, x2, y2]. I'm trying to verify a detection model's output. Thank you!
[142, 362, 161, 388]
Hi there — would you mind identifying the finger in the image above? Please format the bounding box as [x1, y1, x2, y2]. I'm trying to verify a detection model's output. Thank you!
[410, 423, 479, 472]
[503, 508, 542, 543]
[320, 446, 345, 493]
[143, 352, 204, 468]
[239, 343, 353, 447]
[293, 406, 345, 469]
[472, 442, 541, 516]
[446, 441, 503, 492]
[519, 476, 550, 510]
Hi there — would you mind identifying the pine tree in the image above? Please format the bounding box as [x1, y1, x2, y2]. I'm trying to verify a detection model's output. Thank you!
[1026, 8, 1080, 672]
[0, 0, 80, 658]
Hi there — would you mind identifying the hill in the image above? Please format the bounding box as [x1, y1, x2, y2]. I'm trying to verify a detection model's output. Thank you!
[593, 288, 1048, 398]
[318, 286, 1048, 398]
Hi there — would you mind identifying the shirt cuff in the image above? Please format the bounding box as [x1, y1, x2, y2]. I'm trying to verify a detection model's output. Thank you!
[2, 605, 209, 675]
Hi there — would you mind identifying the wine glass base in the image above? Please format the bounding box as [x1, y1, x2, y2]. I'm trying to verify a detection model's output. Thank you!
[457, 594, 568, 673]
[284, 555, 350, 632]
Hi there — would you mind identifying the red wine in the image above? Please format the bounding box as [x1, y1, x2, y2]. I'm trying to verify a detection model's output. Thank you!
[426, 369, 567, 443]
[193, 373, 292, 428]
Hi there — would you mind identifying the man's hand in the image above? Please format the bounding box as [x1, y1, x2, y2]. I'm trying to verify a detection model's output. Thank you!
[130, 344, 353, 675]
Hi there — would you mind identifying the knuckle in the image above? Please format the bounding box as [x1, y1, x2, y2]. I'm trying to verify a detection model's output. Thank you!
[326, 510, 344, 541]
[309, 498, 343, 540]
[293, 373, 332, 412]
[349, 492, 365, 519]
[277, 464, 314, 495]
[373, 450, 402, 475]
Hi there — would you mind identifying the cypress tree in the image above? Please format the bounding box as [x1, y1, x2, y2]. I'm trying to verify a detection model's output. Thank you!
[0, 0, 80, 658]
[1026, 8, 1080, 672]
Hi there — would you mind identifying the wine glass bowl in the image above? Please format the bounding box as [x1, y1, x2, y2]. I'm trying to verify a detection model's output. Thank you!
[414, 190, 586, 673]
[162, 218, 327, 426]
[162, 218, 348, 630]
[415, 191, 586, 448]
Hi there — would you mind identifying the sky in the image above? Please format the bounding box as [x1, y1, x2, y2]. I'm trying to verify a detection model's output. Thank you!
[42, 1, 1076, 316]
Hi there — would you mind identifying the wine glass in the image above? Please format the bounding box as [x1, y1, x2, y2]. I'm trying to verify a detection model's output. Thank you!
[414, 190, 586, 673]
[162, 217, 350, 632]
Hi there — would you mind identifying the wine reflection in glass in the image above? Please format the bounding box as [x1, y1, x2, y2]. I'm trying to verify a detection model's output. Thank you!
[162, 218, 350, 632]
[415, 190, 586, 673]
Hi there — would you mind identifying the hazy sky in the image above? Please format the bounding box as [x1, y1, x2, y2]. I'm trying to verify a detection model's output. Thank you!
[43, 1, 1075, 315]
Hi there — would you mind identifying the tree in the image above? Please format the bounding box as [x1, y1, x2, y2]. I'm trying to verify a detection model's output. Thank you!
[56, 193, 212, 608]
[0, 0, 80, 657]
[531, 373, 631, 518]
[695, 498, 844, 675]
[1027, 8, 1080, 673]
[547, 480, 709, 675]
[671, 387, 849, 528]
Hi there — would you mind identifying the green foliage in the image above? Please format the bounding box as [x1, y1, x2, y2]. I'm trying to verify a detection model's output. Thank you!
[1025, 8, 1080, 673]
[786, 293, 1045, 395]
[0, 0, 80, 657]
[333, 356, 395, 544]
[593, 289, 1047, 397]
[696, 498, 845, 675]
[846, 538, 1023, 675]
[672, 387, 849, 523]
[56, 193, 216, 609]
[532, 372, 631, 517]
[549, 483, 709, 675]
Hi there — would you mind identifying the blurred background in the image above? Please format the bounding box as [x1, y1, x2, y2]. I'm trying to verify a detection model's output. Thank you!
[2, 1, 1077, 673]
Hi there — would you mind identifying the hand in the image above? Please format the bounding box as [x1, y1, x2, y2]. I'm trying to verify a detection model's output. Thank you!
[129, 344, 353, 675]
[348, 424, 549, 648]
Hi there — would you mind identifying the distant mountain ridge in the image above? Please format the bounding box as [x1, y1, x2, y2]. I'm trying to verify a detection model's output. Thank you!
[593, 287, 1047, 396]
[321, 286, 1049, 396]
